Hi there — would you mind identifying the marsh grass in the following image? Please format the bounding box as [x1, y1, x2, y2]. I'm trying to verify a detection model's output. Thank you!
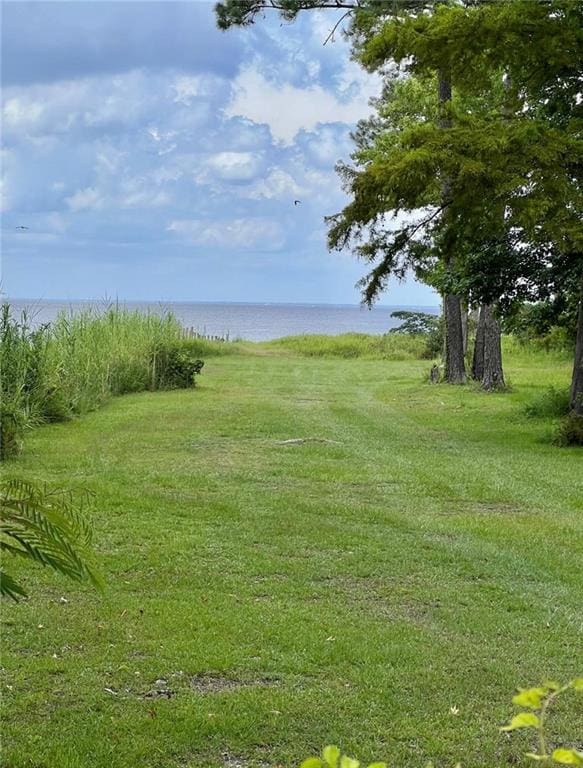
[0, 304, 234, 459]
[263, 332, 429, 360]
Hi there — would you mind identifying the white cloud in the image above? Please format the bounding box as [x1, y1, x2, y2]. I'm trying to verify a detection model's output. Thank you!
[225, 64, 379, 144]
[247, 168, 302, 200]
[205, 151, 263, 182]
[3, 97, 44, 129]
[167, 218, 284, 250]
[66, 186, 103, 211]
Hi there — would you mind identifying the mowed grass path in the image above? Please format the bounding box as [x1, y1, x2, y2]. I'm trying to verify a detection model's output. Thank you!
[2, 349, 582, 768]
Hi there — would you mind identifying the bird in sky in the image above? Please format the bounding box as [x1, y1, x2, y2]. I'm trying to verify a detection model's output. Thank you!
[293, 200, 302, 206]
[15, 225, 29, 230]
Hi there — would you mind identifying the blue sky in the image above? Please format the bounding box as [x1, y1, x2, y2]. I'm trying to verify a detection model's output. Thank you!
[1, 1, 438, 306]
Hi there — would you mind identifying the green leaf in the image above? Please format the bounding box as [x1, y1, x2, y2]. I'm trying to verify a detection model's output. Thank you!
[323, 746, 340, 768]
[300, 759, 323, 768]
[572, 678, 583, 692]
[340, 757, 360, 768]
[367, 763, 387, 768]
[512, 687, 547, 709]
[500, 712, 540, 731]
[552, 749, 583, 766]
[0, 569, 27, 600]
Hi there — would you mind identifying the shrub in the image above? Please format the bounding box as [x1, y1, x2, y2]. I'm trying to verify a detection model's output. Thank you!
[153, 342, 204, 389]
[523, 387, 571, 419]
[555, 413, 583, 447]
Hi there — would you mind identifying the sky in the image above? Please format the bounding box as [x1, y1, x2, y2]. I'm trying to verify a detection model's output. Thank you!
[1, 0, 439, 306]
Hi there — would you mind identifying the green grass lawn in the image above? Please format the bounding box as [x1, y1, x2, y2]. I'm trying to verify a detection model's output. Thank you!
[2, 344, 582, 768]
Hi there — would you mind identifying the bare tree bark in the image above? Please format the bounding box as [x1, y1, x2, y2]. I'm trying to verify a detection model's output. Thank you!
[461, 300, 469, 358]
[472, 304, 505, 390]
[480, 304, 505, 391]
[471, 306, 485, 381]
[439, 71, 466, 384]
[569, 274, 583, 415]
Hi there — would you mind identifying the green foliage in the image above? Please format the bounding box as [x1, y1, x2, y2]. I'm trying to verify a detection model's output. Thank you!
[389, 310, 439, 336]
[501, 679, 583, 765]
[300, 745, 385, 768]
[301, 679, 583, 768]
[504, 302, 578, 351]
[0, 304, 214, 460]
[0, 479, 102, 599]
[554, 413, 583, 447]
[523, 388, 570, 420]
[389, 310, 443, 359]
[264, 332, 427, 360]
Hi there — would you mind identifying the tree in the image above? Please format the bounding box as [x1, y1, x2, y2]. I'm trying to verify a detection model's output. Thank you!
[215, 0, 471, 384]
[357, 0, 582, 409]
[1, 479, 102, 599]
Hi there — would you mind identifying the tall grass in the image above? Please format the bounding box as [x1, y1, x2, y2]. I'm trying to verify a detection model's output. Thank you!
[0, 304, 229, 460]
[263, 332, 429, 360]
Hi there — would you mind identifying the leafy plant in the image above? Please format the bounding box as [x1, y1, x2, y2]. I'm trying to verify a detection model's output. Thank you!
[300, 679, 582, 768]
[0, 479, 102, 599]
[389, 310, 440, 336]
[501, 679, 583, 765]
[301, 745, 386, 768]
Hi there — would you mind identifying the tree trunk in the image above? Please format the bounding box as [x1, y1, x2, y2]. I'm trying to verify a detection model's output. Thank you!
[472, 306, 485, 381]
[569, 275, 583, 415]
[481, 304, 505, 391]
[461, 301, 468, 358]
[444, 291, 466, 383]
[472, 304, 505, 390]
[439, 71, 466, 384]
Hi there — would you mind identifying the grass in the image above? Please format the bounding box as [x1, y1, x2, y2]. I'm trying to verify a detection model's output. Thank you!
[263, 332, 429, 359]
[1, 342, 582, 768]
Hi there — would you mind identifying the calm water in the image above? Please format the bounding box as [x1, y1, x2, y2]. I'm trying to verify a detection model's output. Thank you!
[7, 299, 439, 342]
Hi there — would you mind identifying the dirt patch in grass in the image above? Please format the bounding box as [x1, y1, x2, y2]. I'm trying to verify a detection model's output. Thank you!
[220, 750, 270, 768]
[315, 574, 439, 629]
[190, 672, 278, 694]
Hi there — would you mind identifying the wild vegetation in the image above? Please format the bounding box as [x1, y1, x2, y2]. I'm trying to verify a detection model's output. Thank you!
[0, 304, 236, 460]
[1, 342, 581, 767]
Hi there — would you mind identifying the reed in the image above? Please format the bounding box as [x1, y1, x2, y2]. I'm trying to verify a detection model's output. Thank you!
[0, 303, 224, 460]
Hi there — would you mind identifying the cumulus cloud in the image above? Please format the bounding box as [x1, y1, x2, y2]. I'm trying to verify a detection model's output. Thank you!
[225, 65, 378, 144]
[204, 151, 264, 182]
[1, 2, 435, 305]
[167, 218, 284, 250]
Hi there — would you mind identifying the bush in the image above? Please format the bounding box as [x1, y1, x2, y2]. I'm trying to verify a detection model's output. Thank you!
[523, 387, 571, 419]
[503, 302, 577, 352]
[153, 342, 204, 389]
[555, 412, 583, 446]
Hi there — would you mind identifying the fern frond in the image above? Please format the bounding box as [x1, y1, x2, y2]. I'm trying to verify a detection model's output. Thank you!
[0, 479, 103, 600]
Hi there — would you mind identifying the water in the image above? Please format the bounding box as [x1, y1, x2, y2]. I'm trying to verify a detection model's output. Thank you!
[6, 299, 440, 342]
